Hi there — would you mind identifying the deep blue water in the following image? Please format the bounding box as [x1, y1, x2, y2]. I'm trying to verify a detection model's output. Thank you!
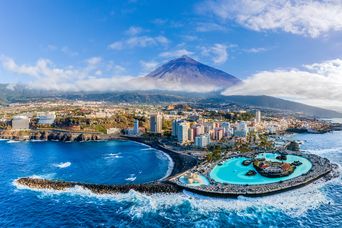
[1, 132, 342, 227]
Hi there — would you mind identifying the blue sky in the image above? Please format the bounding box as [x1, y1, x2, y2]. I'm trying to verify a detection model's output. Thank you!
[0, 0, 342, 110]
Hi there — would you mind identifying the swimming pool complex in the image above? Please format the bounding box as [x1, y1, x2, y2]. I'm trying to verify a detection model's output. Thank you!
[210, 153, 312, 185]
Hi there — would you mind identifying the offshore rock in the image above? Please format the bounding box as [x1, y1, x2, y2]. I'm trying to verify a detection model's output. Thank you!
[285, 141, 300, 152]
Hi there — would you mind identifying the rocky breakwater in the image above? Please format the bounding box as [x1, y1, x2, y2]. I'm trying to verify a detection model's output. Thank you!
[15, 177, 183, 194]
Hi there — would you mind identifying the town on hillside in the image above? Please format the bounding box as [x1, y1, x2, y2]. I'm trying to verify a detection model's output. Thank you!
[0, 100, 338, 161]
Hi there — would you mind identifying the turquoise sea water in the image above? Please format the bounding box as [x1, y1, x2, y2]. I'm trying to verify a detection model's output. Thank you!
[1, 132, 342, 227]
[210, 153, 312, 185]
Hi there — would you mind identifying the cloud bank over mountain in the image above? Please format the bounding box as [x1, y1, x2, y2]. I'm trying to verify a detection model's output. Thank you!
[223, 58, 342, 111]
[0, 55, 227, 93]
[2, 54, 342, 111]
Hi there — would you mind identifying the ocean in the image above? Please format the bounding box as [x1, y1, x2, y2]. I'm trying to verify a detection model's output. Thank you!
[0, 132, 341, 227]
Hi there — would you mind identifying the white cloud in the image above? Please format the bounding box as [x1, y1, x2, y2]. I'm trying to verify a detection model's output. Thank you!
[181, 35, 198, 42]
[140, 60, 159, 72]
[159, 49, 194, 58]
[112, 65, 126, 74]
[1, 56, 68, 78]
[198, 0, 342, 38]
[61, 46, 79, 57]
[126, 35, 168, 47]
[222, 58, 342, 111]
[125, 26, 143, 36]
[196, 22, 227, 32]
[108, 41, 125, 50]
[244, 47, 268, 53]
[109, 35, 169, 50]
[201, 44, 228, 64]
[86, 57, 102, 66]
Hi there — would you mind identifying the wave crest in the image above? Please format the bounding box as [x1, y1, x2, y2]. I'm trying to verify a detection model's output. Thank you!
[53, 162, 71, 168]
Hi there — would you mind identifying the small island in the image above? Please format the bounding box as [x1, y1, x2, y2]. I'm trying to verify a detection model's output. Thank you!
[253, 159, 295, 178]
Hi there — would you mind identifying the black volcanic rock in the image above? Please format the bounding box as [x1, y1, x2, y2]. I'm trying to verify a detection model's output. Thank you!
[144, 55, 241, 89]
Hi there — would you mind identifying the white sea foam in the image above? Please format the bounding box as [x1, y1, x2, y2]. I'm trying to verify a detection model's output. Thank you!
[158, 152, 174, 181]
[34, 173, 56, 179]
[7, 140, 20, 143]
[125, 174, 137, 182]
[105, 153, 123, 159]
[31, 139, 45, 142]
[13, 175, 337, 218]
[53, 162, 71, 168]
[303, 147, 342, 155]
[140, 148, 154, 151]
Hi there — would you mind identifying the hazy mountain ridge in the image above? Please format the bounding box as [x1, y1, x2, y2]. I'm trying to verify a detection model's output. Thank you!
[203, 95, 342, 118]
[0, 85, 340, 118]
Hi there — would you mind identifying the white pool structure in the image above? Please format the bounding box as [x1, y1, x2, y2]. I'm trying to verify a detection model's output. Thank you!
[179, 174, 210, 186]
[210, 153, 313, 185]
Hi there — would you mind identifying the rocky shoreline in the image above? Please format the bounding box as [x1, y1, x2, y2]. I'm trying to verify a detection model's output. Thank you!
[0, 129, 104, 142]
[9, 136, 339, 198]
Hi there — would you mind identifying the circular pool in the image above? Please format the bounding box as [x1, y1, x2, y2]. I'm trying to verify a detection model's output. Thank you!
[210, 153, 312, 185]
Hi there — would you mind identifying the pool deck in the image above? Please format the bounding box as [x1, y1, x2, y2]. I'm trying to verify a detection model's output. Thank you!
[168, 151, 334, 197]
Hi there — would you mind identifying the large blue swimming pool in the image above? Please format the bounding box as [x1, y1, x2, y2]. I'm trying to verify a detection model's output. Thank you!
[210, 153, 312, 185]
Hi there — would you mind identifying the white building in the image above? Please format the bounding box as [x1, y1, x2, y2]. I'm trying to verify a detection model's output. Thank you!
[195, 134, 210, 148]
[107, 128, 121, 135]
[12, 116, 30, 130]
[172, 119, 181, 137]
[177, 122, 189, 144]
[37, 111, 56, 125]
[150, 113, 162, 134]
[255, 110, 262, 123]
[214, 127, 224, 141]
[188, 127, 194, 142]
[234, 121, 249, 137]
[193, 124, 204, 137]
[267, 125, 277, 134]
[133, 119, 139, 135]
[221, 122, 233, 137]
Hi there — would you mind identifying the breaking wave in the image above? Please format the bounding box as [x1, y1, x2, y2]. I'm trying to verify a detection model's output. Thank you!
[12, 176, 337, 218]
[53, 162, 71, 169]
[7, 140, 20, 143]
[125, 174, 137, 182]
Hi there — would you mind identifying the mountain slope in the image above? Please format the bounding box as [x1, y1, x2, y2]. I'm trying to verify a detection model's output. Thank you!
[143, 55, 241, 89]
[203, 95, 342, 118]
